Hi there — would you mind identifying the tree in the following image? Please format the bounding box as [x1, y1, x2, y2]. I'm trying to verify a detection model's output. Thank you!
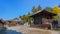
[52, 6, 59, 19]
[24, 12, 31, 22]
[20, 15, 25, 20]
[45, 7, 53, 12]
[19, 13, 30, 23]
[37, 5, 42, 11]
[27, 12, 31, 22]
[32, 6, 37, 13]
[53, 6, 60, 13]
[32, 5, 42, 13]
[27, 12, 31, 16]
[19, 16, 21, 18]
[27, 12, 34, 24]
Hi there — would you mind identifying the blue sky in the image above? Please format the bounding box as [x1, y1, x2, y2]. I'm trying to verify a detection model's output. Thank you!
[0, 0, 60, 20]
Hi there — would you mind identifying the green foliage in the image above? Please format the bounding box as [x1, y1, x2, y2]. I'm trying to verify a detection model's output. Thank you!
[19, 5, 42, 23]
[32, 5, 42, 13]
[19, 6, 55, 23]
[37, 5, 42, 11]
[27, 12, 30, 16]
[53, 6, 60, 13]
[32, 6, 37, 13]
[45, 7, 53, 12]
[19, 12, 34, 23]
[26, 12, 32, 22]
[19, 5, 60, 23]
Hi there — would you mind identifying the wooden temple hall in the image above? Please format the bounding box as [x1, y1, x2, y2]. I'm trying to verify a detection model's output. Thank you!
[30, 10, 57, 29]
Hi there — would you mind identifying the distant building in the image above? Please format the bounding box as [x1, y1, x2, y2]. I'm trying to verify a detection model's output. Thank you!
[4, 18, 25, 26]
[12, 18, 25, 25]
[4, 20, 9, 25]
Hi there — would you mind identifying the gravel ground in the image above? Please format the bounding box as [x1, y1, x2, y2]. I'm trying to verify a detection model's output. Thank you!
[27, 28, 60, 34]
[6, 23, 29, 34]
[7, 26, 28, 34]
[6, 23, 60, 34]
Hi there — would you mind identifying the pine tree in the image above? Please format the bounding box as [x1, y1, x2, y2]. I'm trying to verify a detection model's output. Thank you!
[32, 6, 37, 13]
[45, 7, 53, 12]
[37, 5, 41, 11]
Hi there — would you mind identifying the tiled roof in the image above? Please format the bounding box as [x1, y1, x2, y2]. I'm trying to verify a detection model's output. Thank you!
[30, 10, 42, 16]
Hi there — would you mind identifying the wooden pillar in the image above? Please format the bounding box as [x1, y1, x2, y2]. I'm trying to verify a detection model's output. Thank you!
[58, 13, 60, 25]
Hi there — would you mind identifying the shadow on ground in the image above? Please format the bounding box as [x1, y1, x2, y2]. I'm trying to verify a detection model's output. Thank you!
[0, 29, 22, 34]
